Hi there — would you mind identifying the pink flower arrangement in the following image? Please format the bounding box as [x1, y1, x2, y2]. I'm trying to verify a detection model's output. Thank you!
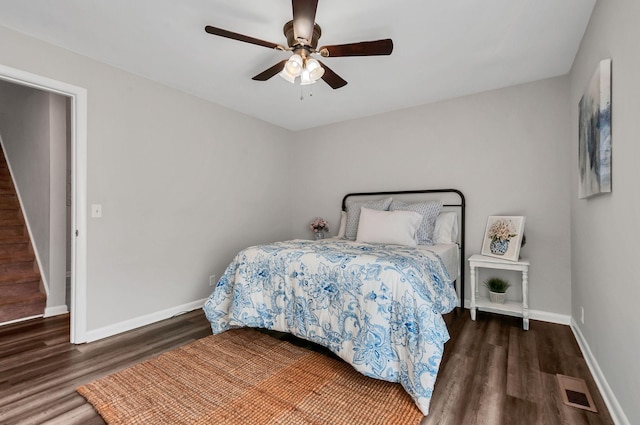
[310, 217, 329, 233]
[488, 218, 517, 242]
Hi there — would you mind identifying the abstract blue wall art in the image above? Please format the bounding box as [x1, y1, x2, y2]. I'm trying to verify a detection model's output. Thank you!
[578, 59, 612, 199]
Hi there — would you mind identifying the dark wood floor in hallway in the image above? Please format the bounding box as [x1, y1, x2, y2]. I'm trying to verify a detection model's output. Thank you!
[0, 309, 613, 425]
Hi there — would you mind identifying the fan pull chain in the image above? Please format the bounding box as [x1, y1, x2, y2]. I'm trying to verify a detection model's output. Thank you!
[299, 86, 314, 101]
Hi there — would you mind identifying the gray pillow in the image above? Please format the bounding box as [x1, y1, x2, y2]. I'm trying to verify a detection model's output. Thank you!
[344, 197, 393, 240]
[389, 200, 442, 245]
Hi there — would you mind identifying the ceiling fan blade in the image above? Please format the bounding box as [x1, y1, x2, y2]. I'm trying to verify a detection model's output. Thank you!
[252, 60, 287, 81]
[318, 61, 347, 89]
[292, 0, 318, 44]
[205, 25, 281, 49]
[319, 39, 393, 57]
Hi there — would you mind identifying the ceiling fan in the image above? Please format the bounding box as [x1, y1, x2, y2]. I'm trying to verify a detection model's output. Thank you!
[204, 0, 393, 89]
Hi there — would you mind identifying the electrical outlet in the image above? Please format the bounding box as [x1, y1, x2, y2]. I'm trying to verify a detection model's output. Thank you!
[581, 306, 585, 324]
[209, 274, 217, 287]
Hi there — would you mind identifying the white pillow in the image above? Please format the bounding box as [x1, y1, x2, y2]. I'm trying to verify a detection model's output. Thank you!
[433, 212, 459, 244]
[344, 197, 393, 240]
[356, 208, 422, 246]
[337, 211, 347, 238]
[389, 200, 442, 245]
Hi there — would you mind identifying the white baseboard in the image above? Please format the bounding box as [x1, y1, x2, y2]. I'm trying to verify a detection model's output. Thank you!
[571, 319, 629, 425]
[44, 305, 69, 317]
[84, 298, 208, 343]
[528, 309, 570, 325]
[462, 299, 571, 325]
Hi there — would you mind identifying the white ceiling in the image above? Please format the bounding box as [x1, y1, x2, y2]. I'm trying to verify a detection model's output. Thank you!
[0, 0, 595, 131]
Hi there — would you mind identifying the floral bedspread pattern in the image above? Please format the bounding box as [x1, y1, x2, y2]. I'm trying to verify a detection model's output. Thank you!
[203, 239, 458, 415]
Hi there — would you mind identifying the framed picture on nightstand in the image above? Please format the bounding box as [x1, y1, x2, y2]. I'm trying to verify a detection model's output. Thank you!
[481, 216, 526, 261]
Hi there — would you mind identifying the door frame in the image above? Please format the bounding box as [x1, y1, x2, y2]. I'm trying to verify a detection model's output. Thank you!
[0, 64, 88, 343]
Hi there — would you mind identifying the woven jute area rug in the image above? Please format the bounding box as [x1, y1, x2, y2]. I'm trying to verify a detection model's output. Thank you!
[77, 328, 423, 424]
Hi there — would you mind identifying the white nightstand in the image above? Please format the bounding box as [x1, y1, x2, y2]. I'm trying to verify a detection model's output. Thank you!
[468, 254, 530, 330]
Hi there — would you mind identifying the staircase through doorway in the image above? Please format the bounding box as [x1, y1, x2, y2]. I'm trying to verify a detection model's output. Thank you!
[0, 146, 46, 323]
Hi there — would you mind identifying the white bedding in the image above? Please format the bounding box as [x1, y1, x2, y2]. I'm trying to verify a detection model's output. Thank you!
[203, 239, 459, 415]
[328, 237, 459, 281]
[418, 243, 459, 281]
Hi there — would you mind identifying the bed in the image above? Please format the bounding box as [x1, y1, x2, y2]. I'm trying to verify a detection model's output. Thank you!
[203, 189, 466, 415]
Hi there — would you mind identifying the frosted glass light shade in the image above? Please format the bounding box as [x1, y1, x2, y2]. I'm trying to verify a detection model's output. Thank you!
[279, 54, 324, 85]
[284, 54, 303, 76]
[279, 68, 296, 83]
[305, 58, 324, 81]
[300, 69, 316, 85]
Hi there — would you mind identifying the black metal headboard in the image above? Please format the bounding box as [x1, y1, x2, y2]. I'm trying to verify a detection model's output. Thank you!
[341, 189, 466, 308]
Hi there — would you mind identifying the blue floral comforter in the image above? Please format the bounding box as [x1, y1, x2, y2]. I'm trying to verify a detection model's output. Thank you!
[203, 239, 458, 415]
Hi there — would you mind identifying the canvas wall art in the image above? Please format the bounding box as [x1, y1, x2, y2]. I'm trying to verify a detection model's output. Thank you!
[578, 59, 611, 199]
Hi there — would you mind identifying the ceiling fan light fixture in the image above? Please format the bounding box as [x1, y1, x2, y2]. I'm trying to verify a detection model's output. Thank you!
[279, 53, 303, 83]
[284, 54, 303, 76]
[205, 1, 394, 90]
[279, 68, 297, 84]
[305, 58, 324, 81]
[300, 69, 316, 85]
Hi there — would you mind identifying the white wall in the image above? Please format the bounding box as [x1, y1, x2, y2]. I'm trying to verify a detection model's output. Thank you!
[290, 76, 573, 318]
[569, 1, 639, 424]
[0, 25, 293, 331]
[49, 93, 68, 310]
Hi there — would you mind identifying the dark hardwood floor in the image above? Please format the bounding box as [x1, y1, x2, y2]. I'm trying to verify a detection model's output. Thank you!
[424, 310, 613, 425]
[0, 308, 613, 425]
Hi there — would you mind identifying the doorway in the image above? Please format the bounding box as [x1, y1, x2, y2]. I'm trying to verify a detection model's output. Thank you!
[0, 63, 87, 343]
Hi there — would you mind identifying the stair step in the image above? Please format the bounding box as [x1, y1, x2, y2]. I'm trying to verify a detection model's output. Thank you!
[0, 251, 36, 265]
[0, 289, 45, 306]
[0, 235, 29, 245]
[0, 209, 20, 219]
[0, 225, 25, 238]
[0, 259, 35, 274]
[0, 241, 30, 256]
[0, 186, 16, 195]
[0, 195, 19, 209]
[0, 216, 24, 226]
[0, 298, 46, 323]
[0, 271, 41, 285]
[1, 281, 41, 297]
